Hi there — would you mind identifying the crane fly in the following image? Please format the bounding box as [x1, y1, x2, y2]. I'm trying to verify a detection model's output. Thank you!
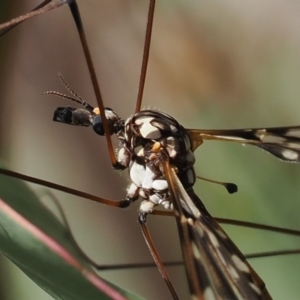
[0, 1, 300, 299]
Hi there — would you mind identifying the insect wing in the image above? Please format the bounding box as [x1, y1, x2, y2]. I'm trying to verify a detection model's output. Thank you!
[187, 126, 300, 162]
[163, 161, 272, 299]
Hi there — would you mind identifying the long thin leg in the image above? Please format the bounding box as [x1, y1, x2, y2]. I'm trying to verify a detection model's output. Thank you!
[139, 220, 179, 300]
[67, 1, 121, 169]
[0, 0, 52, 36]
[0, 0, 69, 32]
[0, 167, 126, 207]
[135, 0, 156, 113]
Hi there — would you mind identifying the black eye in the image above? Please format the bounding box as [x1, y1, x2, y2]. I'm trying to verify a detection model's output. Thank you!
[92, 115, 105, 136]
[53, 107, 74, 124]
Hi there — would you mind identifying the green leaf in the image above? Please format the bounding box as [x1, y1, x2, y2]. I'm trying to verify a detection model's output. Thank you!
[0, 171, 143, 300]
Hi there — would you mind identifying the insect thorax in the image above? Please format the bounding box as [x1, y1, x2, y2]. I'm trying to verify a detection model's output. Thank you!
[117, 110, 196, 214]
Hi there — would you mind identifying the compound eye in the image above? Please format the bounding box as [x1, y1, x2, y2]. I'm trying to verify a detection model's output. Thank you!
[53, 107, 74, 124]
[92, 115, 105, 135]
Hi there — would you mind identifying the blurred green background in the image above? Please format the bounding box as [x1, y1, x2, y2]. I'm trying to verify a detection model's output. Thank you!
[0, 0, 300, 299]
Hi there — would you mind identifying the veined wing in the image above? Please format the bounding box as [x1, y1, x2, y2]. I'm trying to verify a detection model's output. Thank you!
[187, 126, 300, 162]
[163, 160, 272, 300]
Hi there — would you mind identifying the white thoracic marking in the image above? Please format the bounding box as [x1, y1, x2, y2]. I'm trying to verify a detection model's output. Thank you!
[127, 183, 138, 199]
[141, 166, 156, 190]
[130, 161, 169, 191]
[149, 193, 172, 209]
[232, 255, 250, 273]
[149, 194, 160, 205]
[152, 179, 168, 191]
[167, 147, 177, 158]
[105, 108, 118, 121]
[117, 148, 130, 167]
[165, 137, 177, 158]
[249, 282, 262, 295]
[129, 162, 148, 187]
[134, 145, 144, 156]
[169, 124, 178, 132]
[140, 200, 155, 214]
[135, 116, 162, 139]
